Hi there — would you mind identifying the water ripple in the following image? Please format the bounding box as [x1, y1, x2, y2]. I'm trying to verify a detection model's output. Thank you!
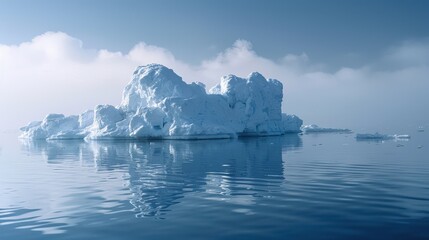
[0, 133, 428, 239]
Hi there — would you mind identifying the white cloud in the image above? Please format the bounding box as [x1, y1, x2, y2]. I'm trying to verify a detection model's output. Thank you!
[1, 32, 428, 132]
[383, 39, 429, 68]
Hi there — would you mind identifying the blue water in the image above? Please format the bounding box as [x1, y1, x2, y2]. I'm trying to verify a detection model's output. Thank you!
[0, 131, 428, 239]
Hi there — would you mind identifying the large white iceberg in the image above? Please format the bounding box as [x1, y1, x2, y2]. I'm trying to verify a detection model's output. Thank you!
[20, 64, 303, 140]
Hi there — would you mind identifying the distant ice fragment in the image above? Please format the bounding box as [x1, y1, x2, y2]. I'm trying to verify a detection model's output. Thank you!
[20, 64, 303, 140]
[355, 133, 410, 141]
[301, 124, 352, 133]
[393, 134, 411, 139]
[356, 133, 392, 141]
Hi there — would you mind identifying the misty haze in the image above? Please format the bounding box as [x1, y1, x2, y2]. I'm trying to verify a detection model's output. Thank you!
[1, 1, 428, 240]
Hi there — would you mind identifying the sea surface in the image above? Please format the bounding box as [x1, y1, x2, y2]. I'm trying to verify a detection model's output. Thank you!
[0, 131, 428, 239]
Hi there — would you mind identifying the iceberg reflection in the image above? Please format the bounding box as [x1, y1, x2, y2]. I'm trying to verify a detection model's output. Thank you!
[14, 135, 301, 233]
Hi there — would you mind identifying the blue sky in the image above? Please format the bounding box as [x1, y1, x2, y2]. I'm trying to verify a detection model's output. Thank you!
[1, 0, 429, 132]
[1, 0, 428, 68]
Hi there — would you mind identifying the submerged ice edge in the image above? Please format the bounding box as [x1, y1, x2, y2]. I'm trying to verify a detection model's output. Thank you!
[20, 64, 303, 140]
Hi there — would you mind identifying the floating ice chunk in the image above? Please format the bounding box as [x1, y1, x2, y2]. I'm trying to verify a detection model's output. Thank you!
[356, 133, 410, 141]
[356, 133, 393, 140]
[392, 134, 411, 139]
[20, 64, 303, 140]
[301, 124, 352, 133]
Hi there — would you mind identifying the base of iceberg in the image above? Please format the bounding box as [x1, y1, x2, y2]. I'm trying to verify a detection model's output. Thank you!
[301, 124, 352, 134]
[20, 64, 303, 140]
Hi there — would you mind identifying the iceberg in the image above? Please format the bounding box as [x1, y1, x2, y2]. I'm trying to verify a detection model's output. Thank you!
[301, 124, 352, 134]
[20, 64, 303, 140]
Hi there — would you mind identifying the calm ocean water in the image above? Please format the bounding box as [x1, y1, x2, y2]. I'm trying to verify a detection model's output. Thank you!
[0, 131, 428, 239]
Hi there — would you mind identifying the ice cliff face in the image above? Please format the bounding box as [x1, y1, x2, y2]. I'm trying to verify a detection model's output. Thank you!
[20, 64, 302, 140]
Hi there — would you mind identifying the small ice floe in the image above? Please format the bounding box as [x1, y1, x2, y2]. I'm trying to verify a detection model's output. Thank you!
[393, 134, 411, 139]
[418, 126, 424, 132]
[356, 133, 410, 141]
[301, 124, 352, 134]
[417, 145, 423, 149]
[356, 133, 392, 140]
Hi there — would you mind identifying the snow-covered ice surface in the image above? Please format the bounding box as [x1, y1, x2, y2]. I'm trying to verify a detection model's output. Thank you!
[301, 124, 352, 134]
[20, 64, 303, 140]
[356, 133, 411, 141]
